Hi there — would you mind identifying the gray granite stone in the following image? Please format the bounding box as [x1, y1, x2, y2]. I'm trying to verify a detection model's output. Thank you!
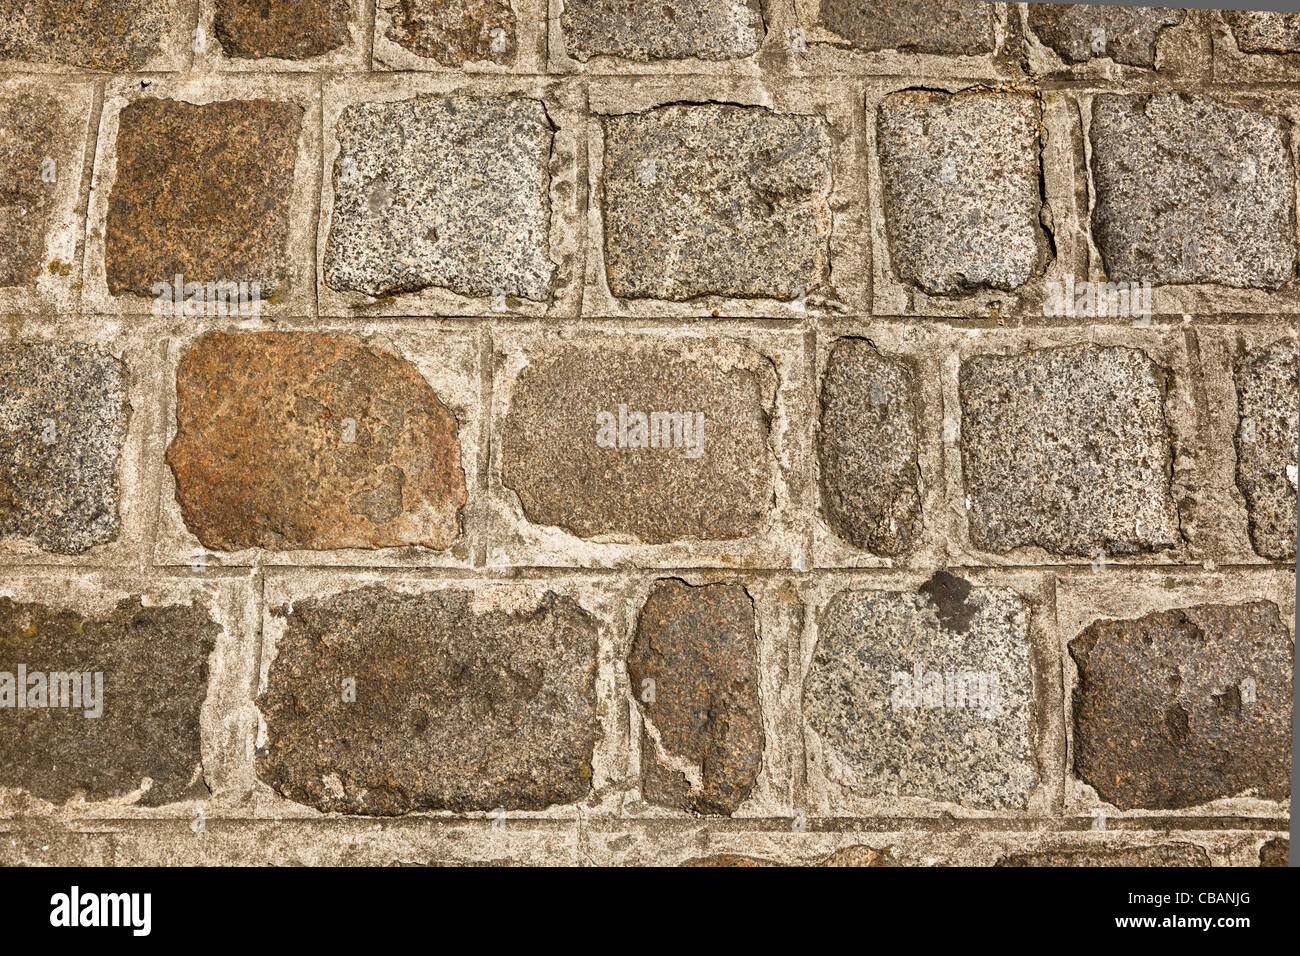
[563, 0, 763, 61]
[803, 573, 1037, 808]
[0, 344, 129, 554]
[877, 89, 1048, 295]
[1090, 94, 1296, 289]
[818, 0, 995, 55]
[1222, 11, 1300, 54]
[959, 344, 1181, 556]
[1235, 338, 1298, 560]
[324, 96, 554, 300]
[1028, 4, 1184, 67]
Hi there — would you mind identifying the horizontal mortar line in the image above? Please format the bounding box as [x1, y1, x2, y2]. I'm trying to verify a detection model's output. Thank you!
[4, 816, 1287, 834]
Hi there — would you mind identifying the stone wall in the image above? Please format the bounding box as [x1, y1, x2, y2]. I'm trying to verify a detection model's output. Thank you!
[0, 1, 1294, 866]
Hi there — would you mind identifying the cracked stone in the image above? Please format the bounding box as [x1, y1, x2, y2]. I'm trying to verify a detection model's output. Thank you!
[324, 96, 553, 300]
[500, 340, 776, 543]
[877, 89, 1048, 295]
[383, 0, 516, 66]
[1235, 338, 1298, 560]
[601, 104, 832, 300]
[818, 337, 921, 555]
[628, 580, 763, 815]
[959, 344, 1181, 556]
[105, 98, 303, 298]
[257, 586, 599, 814]
[213, 0, 352, 59]
[0, 95, 61, 288]
[1090, 94, 1296, 289]
[1223, 12, 1300, 54]
[562, 0, 763, 61]
[166, 332, 466, 552]
[997, 844, 1210, 866]
[0, 0, 169, 70]
[1070, 602, 1292, 810]
[817, 0, 994, 55]
[803, 574, 1037, 809]
[0, 596, 216, 805]
[1028, 5, 1184, 67]
[1, 344, 130, 554]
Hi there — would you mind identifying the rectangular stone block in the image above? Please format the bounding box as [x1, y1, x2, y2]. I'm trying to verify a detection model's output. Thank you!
[318, 74, 583, 317]
[0, 0, 190, 71]
[82, 76, 321, 318]
[0, 78, 96, 315]
[0, 572, 257, 812]
[1233, 337, 1298, 560]
[490, 328, 811, 569]
[815, 0, 995, 55]
[256, 579, 605, 814]
[197, 0, 369, 71]
[1090, 94, 1296, 290]
[153, 321, 481, 570]
[560, 0, 763, 63]
[375, 0, 546, 72]
[1027, 4, 1185, 68]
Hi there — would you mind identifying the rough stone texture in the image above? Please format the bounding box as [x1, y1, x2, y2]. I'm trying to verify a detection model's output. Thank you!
[384, 0, 517, 66]
[1234, 339, 1298, 560]
[1070, 602, 1293, 810]
[601, 104, 832, 300]
[0, 596, 216, 805]
[960, 345, 1181, 557]
[1090, 95, 1296, 290]
[0, 344, 130, 554]
[627, 580, 764, 815]
[1223, 12, 1300, 54]
[877, 90, 1048, 295]
[562, 0, 763, 61]
[324, 96, 553, 300]
[684, 846, 890, 866]
[997, 844, 1210, 866]
[1260, 838, 1289, 866]
[214, 0, 352, 59]
[167, 332, 466, 552]
[817, 0, 994, 55]
[0, 95, 59, 288]
[1028, 5, 1184, 67]
[105, 98, 303, 298]
[258, 586, 600, 814]
[817, 337, 921, 555]
[0, 0, 167, 70]
[803, 573, 1037, 809]
[501, 341, 775, 543]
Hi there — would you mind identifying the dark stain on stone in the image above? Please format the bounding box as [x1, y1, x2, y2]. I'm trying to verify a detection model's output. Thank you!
[919, 570, 975, 633]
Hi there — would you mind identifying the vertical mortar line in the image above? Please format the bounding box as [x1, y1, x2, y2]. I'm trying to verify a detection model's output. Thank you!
[74, 75, 108, 308]
[475, 319, 493, 570]
[1047, 568, 1067, 821]
[363, 0, 378, 71]
[573, 77, 591, 322]
[311, 71, 325, 322]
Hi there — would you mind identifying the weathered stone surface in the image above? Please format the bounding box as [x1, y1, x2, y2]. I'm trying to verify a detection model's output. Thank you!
[1235, 339, 1298, 560]
[167, 332, 466, 552]
[1260, 837, 1289, 866]
[818, 0, 994, 55]
[601, 104, 832, 300]
[1, 344, 129, 554]
[1091, 95, 1296, 289]
[684, 846, 890, 866]
[960, 345, 1181, 556]
[384, 0, 516, 66]
[628, 580, 763, 815]
[0, 595, 216, 805]
[0, 0, 168, 70]
[877, 90, 1048, 295]
[1071, 602, 1292, 810]
[1223, 12, 1300, 54]
[324, 96, 552, 300]
[997, 844, 1210, 866]
[1028, 5, 1183, 67]
[258, 586, 599, 814]
[214, 0, 352, 59]
[501, 341, 776, 543]
[562, 0, 763, 61]
[105, 98, 303, 298]
[817, 337, 921, 555]
[0, 96, 59, 288]
[804, 573, 1037, 808]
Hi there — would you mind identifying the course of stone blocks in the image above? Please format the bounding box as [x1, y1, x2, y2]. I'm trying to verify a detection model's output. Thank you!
[0, 2, 1295, 867]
